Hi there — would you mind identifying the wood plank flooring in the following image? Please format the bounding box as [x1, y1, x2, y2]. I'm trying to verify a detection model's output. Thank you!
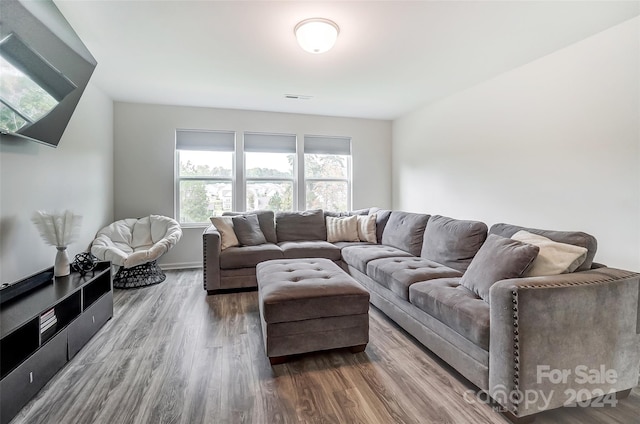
[9, 269, 640, 424]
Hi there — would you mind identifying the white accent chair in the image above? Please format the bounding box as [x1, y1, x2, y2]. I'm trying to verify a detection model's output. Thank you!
[91, 215, 182, 288]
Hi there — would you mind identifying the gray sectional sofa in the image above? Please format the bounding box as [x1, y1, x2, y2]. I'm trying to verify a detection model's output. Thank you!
[202, 207, 640, 421]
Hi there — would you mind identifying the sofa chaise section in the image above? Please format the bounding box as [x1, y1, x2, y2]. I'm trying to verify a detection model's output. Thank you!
[342, 215, 639, 421]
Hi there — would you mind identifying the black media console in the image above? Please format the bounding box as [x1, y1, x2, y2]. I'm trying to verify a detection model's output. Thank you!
[0, 262, 113, 424]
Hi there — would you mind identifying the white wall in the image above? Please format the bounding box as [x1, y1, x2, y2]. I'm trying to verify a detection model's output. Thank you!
[0, 82, 114, 283]
[113, 103, 392, 268]
[392, 17, 639, 271]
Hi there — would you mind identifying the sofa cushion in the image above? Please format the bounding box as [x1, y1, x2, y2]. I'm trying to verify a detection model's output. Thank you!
[324, 210, 349, 218]
[409, 278, 490, 350]
[219, 243, 284, 269]
[276, 209, 326, 241]
[459, 234, 539, 303]
[326, 215, 359, 243]
[331, 241, 374, 249]
[210, 216, 240, 250]
[368, 207, 392, 243]
[420, 215, 488, 272]
[381, 211, 430, 256]
[367, 257, 463, 300]
[490, 223, 597, 272]
[349, 208, 370, 216]
[278, 241, 341, 261]
[341, 244, 412, 274]
[224, 210, 277, 244]
[511, 230, 588, 276]
[232, 214, 267, 246]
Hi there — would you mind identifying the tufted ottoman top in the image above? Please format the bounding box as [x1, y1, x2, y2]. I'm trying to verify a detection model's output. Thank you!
[257, 258, 370, 324]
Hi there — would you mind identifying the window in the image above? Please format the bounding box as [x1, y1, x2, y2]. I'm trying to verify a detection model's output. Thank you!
[244, 132, 296, 212]
[175, 130, 352, 224]
[176, 130, 234, 224]
[304, 135, 351, 211]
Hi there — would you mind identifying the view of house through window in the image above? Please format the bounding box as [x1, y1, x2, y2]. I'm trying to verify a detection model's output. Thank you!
[176, 130, 352, 224]
[244, 132, 297, 213]
[246, 152, 295, 212]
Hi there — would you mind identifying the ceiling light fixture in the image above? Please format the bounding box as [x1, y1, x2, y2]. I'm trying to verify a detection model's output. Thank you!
[294, 18, 339, 54]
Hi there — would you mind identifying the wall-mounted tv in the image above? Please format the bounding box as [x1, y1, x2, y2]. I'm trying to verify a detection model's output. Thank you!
[0, 0, 97, 148]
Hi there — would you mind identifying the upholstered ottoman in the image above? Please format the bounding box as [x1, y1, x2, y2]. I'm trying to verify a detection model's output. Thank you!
[256, 258, 370, 364]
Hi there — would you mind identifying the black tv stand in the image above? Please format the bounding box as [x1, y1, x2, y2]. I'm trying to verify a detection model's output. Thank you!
[0, 262, 113, 424]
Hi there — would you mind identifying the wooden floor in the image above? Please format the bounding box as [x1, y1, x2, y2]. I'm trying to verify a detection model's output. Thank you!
[10, 269, 640, 424]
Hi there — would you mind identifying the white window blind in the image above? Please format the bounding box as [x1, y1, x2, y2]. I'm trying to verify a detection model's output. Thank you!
[176, 129, 235, 151]
[175, 128, 353, 222]
[244, 132, 296, 153]
[304, 135, 351, 155]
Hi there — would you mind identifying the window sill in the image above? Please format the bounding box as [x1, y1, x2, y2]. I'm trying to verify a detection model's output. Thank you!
[180, 223, 211, 230]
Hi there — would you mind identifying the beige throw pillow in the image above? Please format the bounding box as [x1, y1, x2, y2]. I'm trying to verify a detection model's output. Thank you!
[326, 215, 359, 243]
[511, 230, 588, 276]
[210, 216, 239, 250]
[357, 214, 377, 243]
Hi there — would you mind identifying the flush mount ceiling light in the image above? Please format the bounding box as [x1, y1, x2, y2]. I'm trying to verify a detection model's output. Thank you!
[294, 18, 339, 54]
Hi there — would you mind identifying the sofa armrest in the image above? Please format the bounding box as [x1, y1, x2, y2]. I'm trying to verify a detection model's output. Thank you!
[489, 267, 640, 418]
[203, 225, 222, 292]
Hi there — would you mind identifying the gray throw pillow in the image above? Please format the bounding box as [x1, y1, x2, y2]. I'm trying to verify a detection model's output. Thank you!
[232, 214, 267, 246]
[369, 207, 392, 243]
[224, 210, 276, 243]
[460, 234, 539, 303]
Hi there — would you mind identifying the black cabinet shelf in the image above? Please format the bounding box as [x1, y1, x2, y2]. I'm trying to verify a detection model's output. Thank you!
[0, 319, 39, 380]
[0, 262, 113, 424]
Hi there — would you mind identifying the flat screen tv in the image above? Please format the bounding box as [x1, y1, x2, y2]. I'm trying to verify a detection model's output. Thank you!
[0, 0, 97, 148]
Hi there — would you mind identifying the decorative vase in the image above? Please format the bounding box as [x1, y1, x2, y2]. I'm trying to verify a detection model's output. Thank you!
[54, 246, 70, 277]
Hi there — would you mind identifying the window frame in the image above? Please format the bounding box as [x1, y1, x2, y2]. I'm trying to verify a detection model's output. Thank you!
[303, 154, 352, 211]
[303, 135, 352, 211]
[175, 130, 236, 226]
[174, 130, 353, 227]
[243, 132, 297, 213]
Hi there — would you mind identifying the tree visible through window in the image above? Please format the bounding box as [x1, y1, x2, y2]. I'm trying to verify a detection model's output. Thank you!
[0, 55, 58, 133]
[305, 154, 350, 211]
[304, 135, 351, 211]
[177, 150, 233, 223]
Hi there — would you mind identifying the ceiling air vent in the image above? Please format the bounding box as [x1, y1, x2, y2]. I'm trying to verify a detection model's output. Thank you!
[284, 94, 313, 100]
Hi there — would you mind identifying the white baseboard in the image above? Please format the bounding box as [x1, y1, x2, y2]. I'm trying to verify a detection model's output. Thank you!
[159, 262, 202, 270]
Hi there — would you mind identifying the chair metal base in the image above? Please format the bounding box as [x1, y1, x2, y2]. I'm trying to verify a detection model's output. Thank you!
[113, 260, 166, 289]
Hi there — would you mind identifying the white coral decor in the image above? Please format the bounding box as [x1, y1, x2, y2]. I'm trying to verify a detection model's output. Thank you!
[31, 210, 82, 276]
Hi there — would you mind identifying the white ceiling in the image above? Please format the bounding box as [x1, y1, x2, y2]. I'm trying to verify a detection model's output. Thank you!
[54, 1, 640, 120]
